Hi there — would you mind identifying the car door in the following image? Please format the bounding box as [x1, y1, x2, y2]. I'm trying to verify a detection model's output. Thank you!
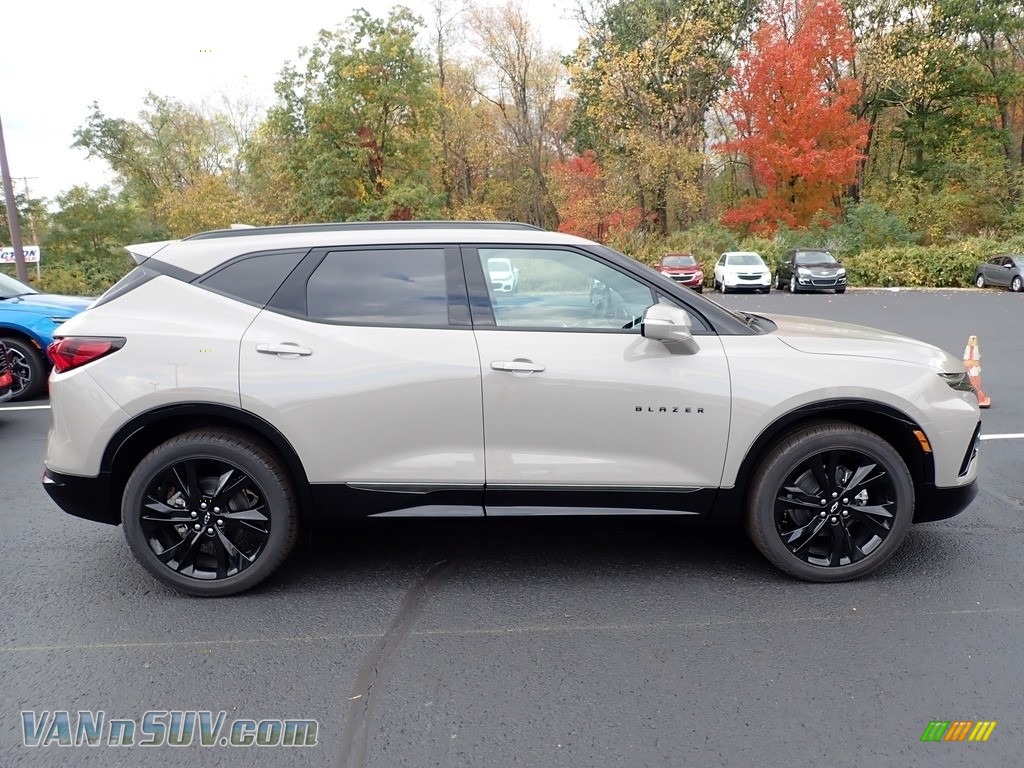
[465, 245, 732, 516]
[985, 257, 1005, 285]
[239, 245, 485, 517]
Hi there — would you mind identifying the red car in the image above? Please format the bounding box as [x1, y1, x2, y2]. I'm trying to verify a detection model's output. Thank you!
[658, 253, 704, 292]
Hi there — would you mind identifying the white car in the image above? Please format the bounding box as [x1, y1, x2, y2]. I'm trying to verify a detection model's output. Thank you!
[42, 222, 980, 595]
[714, 251, 772, 294]
[487, 256, 519, 293]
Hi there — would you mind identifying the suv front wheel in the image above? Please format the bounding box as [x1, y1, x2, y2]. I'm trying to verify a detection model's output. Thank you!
[121, 430, 299, 596]
[746, 422, 914, 582]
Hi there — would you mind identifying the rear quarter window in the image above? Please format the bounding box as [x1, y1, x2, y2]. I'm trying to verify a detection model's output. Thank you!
[198, 250, 306, 307]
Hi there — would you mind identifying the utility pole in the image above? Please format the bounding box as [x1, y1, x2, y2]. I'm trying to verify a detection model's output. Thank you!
[15, 176, 41, 280]
[0, 113, 29, 282]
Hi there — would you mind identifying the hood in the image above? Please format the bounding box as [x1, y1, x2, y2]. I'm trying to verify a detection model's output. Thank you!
[0, 293, 93, 315]
[763, 313, 962, 371]
[795, 260, 843, 270]
[661, 266, 701, 274]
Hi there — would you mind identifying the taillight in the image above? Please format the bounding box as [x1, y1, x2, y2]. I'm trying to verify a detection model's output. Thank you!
[48, 337, 125, 373]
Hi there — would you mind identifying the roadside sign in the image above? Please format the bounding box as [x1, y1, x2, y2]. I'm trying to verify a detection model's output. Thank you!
[0, 245, 40, 263]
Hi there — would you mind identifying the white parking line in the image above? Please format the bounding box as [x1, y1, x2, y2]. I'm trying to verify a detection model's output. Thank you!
[980, 433, 1024, 441]
[0, 405, 51, 411]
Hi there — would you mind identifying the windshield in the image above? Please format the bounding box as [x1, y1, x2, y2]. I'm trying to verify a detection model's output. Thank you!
[726, 253, 764, 266]
[662, 255, 696, 267]
[0, 271, 38, 299]
[795, 251, 837, 265]
[1012, 256, 1024, 268]
[487, 258, 512, 274]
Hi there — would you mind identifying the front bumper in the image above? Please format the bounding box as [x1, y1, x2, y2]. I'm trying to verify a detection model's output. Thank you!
[913, 479, 978, 523]
[795, 273, 847, 289]
[42, 467, 119, 525]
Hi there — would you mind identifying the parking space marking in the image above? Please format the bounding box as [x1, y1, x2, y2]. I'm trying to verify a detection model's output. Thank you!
[0, 405, 50, 411]
[980, 433, 1024, 440]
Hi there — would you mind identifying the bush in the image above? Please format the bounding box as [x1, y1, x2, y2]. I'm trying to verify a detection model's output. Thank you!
[1, 249, 134, 296]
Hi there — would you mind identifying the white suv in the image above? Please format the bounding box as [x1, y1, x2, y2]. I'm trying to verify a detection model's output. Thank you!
[714, 251, 772, 294]
[42, 222, 981, 595]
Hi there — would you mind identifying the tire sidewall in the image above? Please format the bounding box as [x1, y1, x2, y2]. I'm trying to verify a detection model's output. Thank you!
[1012, 276, 1022, 292]
[122, 434, 297, 596]
[748, 427, 914, 582]
[1, 337, 45, 401]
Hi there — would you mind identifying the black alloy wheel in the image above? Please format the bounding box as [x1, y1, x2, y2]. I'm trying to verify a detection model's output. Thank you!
[747, 422, 914, 582]
[122, 430, 298, 596]
[1, 337, 45, 401]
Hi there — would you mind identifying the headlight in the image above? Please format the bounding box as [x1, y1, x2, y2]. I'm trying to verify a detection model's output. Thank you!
[939, 372, 976, 394]
[837, 268, 847, 276]
[797, 268, 810, 275]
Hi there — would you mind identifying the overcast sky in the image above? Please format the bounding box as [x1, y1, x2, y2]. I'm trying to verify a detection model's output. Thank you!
[2, 0, 583, 204]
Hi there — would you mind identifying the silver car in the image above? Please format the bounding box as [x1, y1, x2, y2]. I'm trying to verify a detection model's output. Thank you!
[42, 222, 980, 595]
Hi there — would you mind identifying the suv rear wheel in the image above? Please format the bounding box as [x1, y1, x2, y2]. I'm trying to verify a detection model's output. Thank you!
[746, 422, 914, 582]
[121, 430, 299, 596]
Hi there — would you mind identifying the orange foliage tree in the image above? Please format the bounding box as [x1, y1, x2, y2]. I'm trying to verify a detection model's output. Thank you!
[549, 151, 642, 243]
[719, 0, 868, 233]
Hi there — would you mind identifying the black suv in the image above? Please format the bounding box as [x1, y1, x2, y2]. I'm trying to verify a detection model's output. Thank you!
[776, 248, 847, 294]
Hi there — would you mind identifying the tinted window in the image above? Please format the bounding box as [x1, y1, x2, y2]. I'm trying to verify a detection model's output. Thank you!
[662, 255, 695, 267]
[306, 248, 448, 326]
[794, 251, 837, 265]
[201, 250, 305, 306]
[726, 253, 764, 266]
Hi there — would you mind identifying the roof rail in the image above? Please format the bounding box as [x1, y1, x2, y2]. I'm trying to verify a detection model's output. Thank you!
[185, 221, 545, 240]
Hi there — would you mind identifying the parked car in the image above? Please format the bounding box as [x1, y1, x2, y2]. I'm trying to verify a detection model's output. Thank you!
[714, 251, 771, 293]
[0, 341, 13, 404]
[777, 248, 848, 294]
[974, 255, 1024, 292]
[486, 256, 519, 293]
[43, 222, 979, 596]
[658, 253, 704, 292]
[0, 272, 93, 401]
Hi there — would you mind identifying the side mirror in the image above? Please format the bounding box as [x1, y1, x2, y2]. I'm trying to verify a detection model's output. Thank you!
[641, 304, 699, 355]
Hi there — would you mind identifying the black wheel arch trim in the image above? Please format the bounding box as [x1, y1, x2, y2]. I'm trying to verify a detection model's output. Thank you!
[708, 398, 938, 527]
[101, 403, 314, 525]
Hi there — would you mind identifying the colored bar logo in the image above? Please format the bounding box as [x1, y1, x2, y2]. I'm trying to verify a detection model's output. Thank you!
[921, 720, 996, 742]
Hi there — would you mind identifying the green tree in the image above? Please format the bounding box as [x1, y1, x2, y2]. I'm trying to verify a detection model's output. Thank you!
[262, 7, 443, 221]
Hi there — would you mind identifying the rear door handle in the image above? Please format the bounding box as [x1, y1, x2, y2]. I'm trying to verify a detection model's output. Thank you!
[490, 359, 545, 374]
[256, 343, 312, 357]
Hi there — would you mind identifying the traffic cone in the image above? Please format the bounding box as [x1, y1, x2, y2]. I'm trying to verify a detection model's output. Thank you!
[962, 335, 991, 408]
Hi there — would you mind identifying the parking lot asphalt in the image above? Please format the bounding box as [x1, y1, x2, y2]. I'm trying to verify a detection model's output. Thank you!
[1, 289, 1022, 767]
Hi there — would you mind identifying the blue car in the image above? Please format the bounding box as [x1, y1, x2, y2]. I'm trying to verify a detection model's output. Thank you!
[0, 272, 92, 401]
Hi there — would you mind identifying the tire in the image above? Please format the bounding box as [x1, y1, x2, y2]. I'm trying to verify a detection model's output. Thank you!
[1011, 276, 1022, 293]
[835, 288, 846, 294]
[121, 429, 299, 596]
[760, 287, 770, 294]
[776, 273, 784, 290]
[745, 421, 914, 582]
[789, 276, 799, 294]
[1, 336, 46, 401]
[975, 274, 985, 288]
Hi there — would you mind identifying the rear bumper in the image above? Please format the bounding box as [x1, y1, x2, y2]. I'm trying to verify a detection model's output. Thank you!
[42, 468, 119, 525]
[913, 479, 978, 523]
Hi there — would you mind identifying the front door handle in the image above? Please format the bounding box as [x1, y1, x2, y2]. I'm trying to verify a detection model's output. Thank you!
[490, 359, 545, 374]
[256, 343, 313, 357]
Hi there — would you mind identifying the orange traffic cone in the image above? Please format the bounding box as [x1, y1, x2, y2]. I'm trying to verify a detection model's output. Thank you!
[962, 335, 991, 408]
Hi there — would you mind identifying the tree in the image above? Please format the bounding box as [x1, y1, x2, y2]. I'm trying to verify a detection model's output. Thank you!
[568, 0, 758, 234]
[44, 186, 159, 259]
[262, 7, 444, 222]
[719, 0, 868, 232]
[549, 150, 642, 241]
[466, 1, 568, 228]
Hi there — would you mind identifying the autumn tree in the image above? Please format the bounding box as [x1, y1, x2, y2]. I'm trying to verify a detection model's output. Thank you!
[549, 150, 642, 241]
[569, 0, 758, 233]
[261, 7, 444, 222]
[719, 0, 868, 232]
[466, 1, 569, 228]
